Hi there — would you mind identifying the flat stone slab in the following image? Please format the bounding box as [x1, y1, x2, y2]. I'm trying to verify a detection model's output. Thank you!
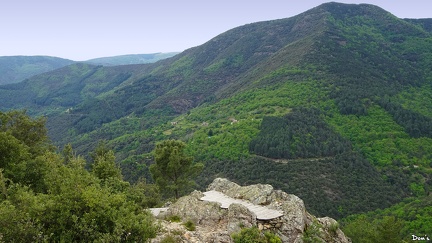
[201, 190, 283, 220]
[149, 207, 169, 216]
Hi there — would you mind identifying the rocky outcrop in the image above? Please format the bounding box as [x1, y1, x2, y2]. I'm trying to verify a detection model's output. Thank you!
[151, 178, 351, 243]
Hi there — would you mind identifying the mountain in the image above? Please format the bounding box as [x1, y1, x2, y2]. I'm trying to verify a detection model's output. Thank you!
[0, 53, 179, 86]
[85, 52, 180, 66]
[0, 56, 74, 85]
[0, 63, 150, 116]
[405, 18, 432, 33]
[1, 3, 432, 239]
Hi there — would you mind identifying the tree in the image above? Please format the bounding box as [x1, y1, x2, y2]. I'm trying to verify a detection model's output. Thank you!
[0, 110, 158, 242]
[0, 110, 51, 155]
[91, 150, 122, 181]
[150, 140, 203, 199]
[90, 142, 129, 192]
[343, 215, 403, 243]
[375, 216, 403, 243]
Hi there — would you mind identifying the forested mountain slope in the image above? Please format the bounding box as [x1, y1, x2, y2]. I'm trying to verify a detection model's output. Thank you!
[1, 3, 432, 239]
[0, 63, 154, 116]
[406, 18, 432, 33]
[0, 56, 74, 85]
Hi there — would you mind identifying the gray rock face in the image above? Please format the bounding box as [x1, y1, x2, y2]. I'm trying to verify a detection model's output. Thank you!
[227, 203, 256, 234]
[207, 178, 240, 192]
[152, 178, 351, 243]
[163, 190, 226, 226]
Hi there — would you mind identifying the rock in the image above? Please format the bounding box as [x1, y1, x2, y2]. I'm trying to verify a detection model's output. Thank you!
[153, 178, 351, 243]
[227, 203, 256, 234]
[317, 217, 352, 243]
[226, 184, 274, 205]
[275, 192, 308, 242]
[207, 178, 240, 192]
[208, 178, 274, 205]
[164, 190, 226, 226]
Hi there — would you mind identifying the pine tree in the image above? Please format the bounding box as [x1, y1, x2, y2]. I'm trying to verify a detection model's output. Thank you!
[150, 140, 203, 198]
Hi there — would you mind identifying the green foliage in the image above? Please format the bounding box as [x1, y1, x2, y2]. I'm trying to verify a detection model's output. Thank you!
[0, 111, 159, 242]
[88, 141, 131, 193]
[342, 215, 404, 243]
[0, 63, 139, 120]
[231, 227, 281, 243]
[183, 220, 196, 231]
[326, 103, 432, 196]
[379, 98, 432, 138]
[263, 231, 282, 243]
[0, 110, 50, 153]
[0, 110, 53, 192]
[126, 178, 161, 208]
[341, 195, 432, 242]
[303, 220, 324, 243]
[341, 215, 377, 243]
[397, 84, 432, 118]
[198, 153, 402, 219]
[160, 234, 178, 243]
[250, 107, 351, 159]
[328, 222, 339, 235]
[150, 140, 203, 198]
[183, 80, 326, 162]
[166, 215, 181, 223]
[91, 149, 122, 181]
[317, 5, 432, 117]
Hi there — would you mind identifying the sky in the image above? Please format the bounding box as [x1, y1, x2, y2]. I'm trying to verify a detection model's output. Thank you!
[1, 0, 431, 61]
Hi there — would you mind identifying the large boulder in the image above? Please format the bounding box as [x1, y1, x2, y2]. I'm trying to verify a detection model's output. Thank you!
[163, 190, 226, 226]
[152, 178, 351, 243]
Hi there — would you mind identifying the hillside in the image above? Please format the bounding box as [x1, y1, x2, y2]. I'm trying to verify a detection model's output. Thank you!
[85, 52, 179, 66]
[1, 3, 432, 240]
[0, 63, 154, 116]
[0, 56, 74, 85]
[0, 53, 178, 86]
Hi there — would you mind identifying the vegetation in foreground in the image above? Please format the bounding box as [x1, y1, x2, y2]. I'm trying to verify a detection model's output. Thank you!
[0, 110, 159, 242]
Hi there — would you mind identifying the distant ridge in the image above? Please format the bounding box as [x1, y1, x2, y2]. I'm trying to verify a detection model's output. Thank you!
[84, 52, 180, 66]
[0, 56, 74, 85]
[0, 53, 179, 85]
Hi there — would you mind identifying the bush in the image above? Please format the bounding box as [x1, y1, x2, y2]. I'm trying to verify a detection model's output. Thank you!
[166, 215, 181, 222]
[160, 234, 177, 243]
[303, 220, 324, 243]
[231, 227, 282, 243]
[183, 220, 196, 231]
[329, 222, 339, 235]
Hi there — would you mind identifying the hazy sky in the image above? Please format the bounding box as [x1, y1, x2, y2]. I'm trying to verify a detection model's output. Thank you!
[1, 0, 430, 61]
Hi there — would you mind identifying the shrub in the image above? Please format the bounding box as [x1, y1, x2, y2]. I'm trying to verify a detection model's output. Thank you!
[183, 220, 196, 231]
[303, 220, 324, 243]
[166, 215, 181, 222]
[231, 227, 282, 243]
[329, 222, 339, 235]
[160, 234, 177, 243]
